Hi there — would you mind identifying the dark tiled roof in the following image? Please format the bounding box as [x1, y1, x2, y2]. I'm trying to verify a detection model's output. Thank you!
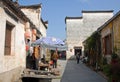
[3, 0, 41, 34]
[19, 4, 42, 9]
[65, 16, 82, 23]
[3, 0, 28, 22]
[82, 10, 113, 13]
[65, 16, 82, 19]
[44, 21, 48, 24]
[41, 18, 48, 29]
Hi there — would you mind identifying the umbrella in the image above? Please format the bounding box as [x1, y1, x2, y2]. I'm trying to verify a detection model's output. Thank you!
[34, 37, 65, 45]
[32, 37, 67, 51]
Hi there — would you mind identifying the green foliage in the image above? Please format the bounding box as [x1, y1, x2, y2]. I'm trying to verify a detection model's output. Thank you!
[102, 57, 107, 65]
[85, 31, 100, 51]
[111, 52, 118, 59]
[102, 64, 111, 76]
[99, 57, 108, 72]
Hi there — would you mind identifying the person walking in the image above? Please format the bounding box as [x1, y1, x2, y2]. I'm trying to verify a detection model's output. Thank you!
[76, 52, 80, 64]
[52, 51, 59, 68]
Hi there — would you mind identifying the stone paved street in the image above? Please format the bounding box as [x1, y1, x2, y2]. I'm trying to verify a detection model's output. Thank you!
[52, 59, 67, 82]
[60, 60, 107, 82]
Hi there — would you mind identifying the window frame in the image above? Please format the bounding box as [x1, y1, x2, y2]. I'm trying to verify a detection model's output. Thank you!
[4, 21, 15, 56]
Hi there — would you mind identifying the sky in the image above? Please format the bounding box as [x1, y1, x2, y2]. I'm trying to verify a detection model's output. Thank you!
[19, 0, 120, 40]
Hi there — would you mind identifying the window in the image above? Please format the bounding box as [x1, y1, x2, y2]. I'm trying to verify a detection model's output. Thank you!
[103, 34, 112, 55]
[4, 21, 14, 55]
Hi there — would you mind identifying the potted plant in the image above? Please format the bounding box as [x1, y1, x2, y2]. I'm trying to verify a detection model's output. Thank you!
[110, 52, 120, 82]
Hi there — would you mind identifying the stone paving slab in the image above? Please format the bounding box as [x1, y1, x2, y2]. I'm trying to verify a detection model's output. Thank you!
[61, 60, 107, 82]
[52, 59, 67, 82]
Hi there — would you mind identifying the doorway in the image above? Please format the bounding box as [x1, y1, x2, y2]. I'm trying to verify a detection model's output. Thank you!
[74, 47, 82, 55]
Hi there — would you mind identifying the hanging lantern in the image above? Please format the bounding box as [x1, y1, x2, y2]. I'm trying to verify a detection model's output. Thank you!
[26, 45, 29, 51]
[24, 31, 31, 38]
[32, 29, 37, 35]
[32, 35, 36, 42]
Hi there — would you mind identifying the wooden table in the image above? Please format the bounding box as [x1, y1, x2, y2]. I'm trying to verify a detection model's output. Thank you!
[39, 63, 49, 71]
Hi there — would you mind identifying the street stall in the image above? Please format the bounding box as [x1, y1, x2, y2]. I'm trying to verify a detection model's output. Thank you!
[32, 37, 67, 71]
[22, 37, 67, 80]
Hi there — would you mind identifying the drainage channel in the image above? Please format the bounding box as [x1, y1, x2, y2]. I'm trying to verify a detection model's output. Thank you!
[22, 77, 52, 82]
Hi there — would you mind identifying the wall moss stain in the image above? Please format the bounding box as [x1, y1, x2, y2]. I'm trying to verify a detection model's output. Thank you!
[113, 16, 120, 57]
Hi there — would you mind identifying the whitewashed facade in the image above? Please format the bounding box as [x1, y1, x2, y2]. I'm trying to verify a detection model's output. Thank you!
[20, 4, 48, 38]
[65, 11, 113, 59]
[20, 4, 48, 58]
[40, 19, 48, 37]
[0, 1, 27, 82]
[0, 1, 47, 82]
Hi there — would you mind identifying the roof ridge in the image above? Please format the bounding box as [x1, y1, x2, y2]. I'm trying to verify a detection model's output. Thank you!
[19, 3, 42, 8]
[82, 10, 113, 13]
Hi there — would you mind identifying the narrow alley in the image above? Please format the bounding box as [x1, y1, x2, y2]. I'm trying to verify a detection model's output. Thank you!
[61, 59, 107, 82]
[1, 1, 120, 82]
